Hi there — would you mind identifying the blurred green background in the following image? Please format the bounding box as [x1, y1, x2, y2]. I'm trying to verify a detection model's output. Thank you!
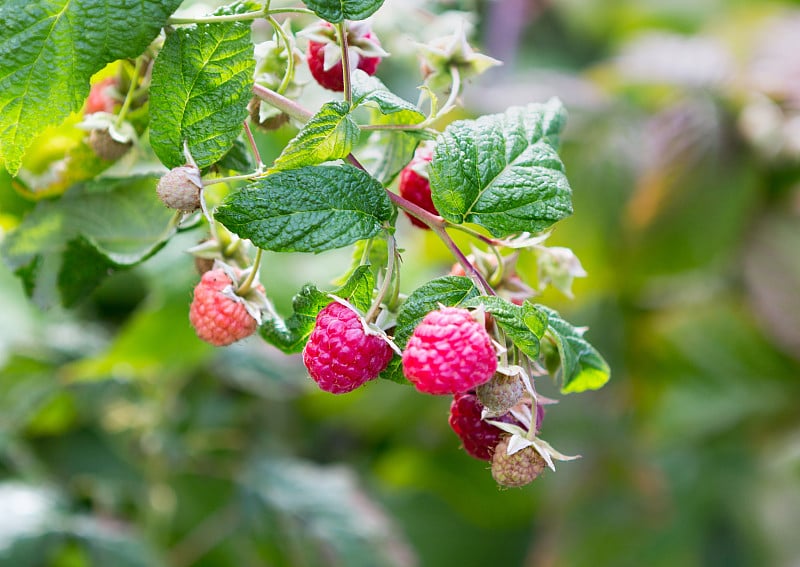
[2, 0, 800, 566]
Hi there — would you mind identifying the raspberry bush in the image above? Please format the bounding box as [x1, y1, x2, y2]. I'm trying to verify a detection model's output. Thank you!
[0, 0, 610, 497]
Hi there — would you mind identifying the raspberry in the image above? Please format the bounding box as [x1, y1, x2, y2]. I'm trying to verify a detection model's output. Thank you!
[306, 24, 383, 92]
[88, 128, 132, 161]
[402, 307, 496, 395]
[303, 302, 394, 394]
[85, 77, 117, 115]
[476, 373, 525, 416]
[448, 391, 520, 460]
[189, 269, 258, 346]
[491, 436, 547, 487]
[156, 165, 202, 212]
[398, 146, 437, 229]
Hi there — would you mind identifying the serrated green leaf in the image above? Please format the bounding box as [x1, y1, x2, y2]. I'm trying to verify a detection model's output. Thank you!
[394, 276, 479, 348]
[352, 71, 425, 126]
[301, 0, 385, 23]
[429, 99, 573, 237]
[260, 266, 374, 353]
[216, 165, 393, 253]
[379, 356, 407, 385]
[0, 0, 183, 175]
[271, 101, 359, 172]
[537, 305, 610, 393]
[149, 20, 255, 168]
[462, 296, 545, 358]
[0, 176, 176, 308]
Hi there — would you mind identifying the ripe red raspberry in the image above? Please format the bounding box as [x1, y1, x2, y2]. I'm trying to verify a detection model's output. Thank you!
[306, 24, 382, 92]
[303, 302, 394, 394]
[402, 307, 496, 394]
[85, 77, 117, 115]
[448, 391, 521, 460]
[189, 269, 258, 346]
[491, 436, 547, 487]
[398, 146, 437, 229]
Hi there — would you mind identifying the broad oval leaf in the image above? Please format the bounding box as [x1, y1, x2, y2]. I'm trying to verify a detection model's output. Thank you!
[351, 70, 425, 126]
[429, 98, 573, 237]
[302, 0, 385, 23]
[150, 20, 255, 168]
[537, 305, 610, 393]
[0, 0, 183, 175]
[271, 101, 359, 172]
[216, 165, 393, 253]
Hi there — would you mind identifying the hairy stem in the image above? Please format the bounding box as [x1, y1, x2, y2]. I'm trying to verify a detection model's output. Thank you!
[242, 121, 263, 169]
[237, 248, 263, 296]
[115, 57, 144, 128]
[252, 84, 313, 122]
[267, 16, 295, 95]
[365, 232, 396, 323]
[337, 21, 352, 105]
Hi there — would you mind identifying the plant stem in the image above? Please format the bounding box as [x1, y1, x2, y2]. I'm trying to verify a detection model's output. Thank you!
[365, 232, 396, 323]
[337, 21, 352, 105]
[252, 84, 313, 122]
[242, 121, 263, 169]
[359, 123, 437, 135]
[237, 248, 263, 295]
[115, 57, 144, 128]
[267, 16, 295, 94]
[267, 7, 316, 16]
[168, 10, 265, 24]
[202, 172, 260, 186]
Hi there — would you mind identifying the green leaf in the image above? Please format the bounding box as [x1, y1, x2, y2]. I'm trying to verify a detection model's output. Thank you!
[1, 176, 176, 308]
[462, 296, 546, 358]
[394, 276, 479, 349]
[537, 305, 610, 394]
[351, 71, 426, 126]
[271, 101, 359, 172]
[429, 99, 573, 237]
[216, 165, 393, 253]
[301, 0, 385, 23]
[260, 266, 374, 353]
[149, 19, 255, 169]
[0, 0, 183, 175]
[243, 457, 412, 567]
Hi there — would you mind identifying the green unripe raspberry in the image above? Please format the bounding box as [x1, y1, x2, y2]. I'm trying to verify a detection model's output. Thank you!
[476, 373, 524, 415]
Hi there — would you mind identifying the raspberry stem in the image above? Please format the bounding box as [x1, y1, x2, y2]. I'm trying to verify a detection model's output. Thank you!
[252, 84, 313, 122]
[365, 231, 396, 323]
[266, 16, 295, 95]
[237, 248, 263, 296]
[115, 57, 144, 129]
[242, 121, 264, 170]
[337, 21, 353, 105]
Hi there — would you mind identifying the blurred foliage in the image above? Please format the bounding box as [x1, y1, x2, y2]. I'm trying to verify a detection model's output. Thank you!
[2, 0, 800, 566]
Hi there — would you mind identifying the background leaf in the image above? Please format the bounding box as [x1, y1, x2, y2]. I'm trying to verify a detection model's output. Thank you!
[0, 0, 182, 175]
[149, 19, 255, 168]
[216, 165, 393, 253]
[261, 265, 374, 353]
[429, 99, 573, 236]
[0, 176, 176, 308]
[271, 101, 359, 171]
[301, 0, 386, 23]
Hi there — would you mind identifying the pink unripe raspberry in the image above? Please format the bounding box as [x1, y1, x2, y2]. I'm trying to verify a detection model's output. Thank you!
[402, 307, 497, 395]
[491, 436, 547, 487]
[189, 269, 258, 346]
[303, 302, 394, 394]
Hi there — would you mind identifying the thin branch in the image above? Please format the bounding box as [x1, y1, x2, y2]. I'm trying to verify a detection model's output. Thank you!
[252, 83, 313, 122]
[337, 21, 352, 105]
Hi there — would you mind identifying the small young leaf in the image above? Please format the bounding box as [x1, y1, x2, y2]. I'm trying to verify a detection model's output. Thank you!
[537, 305, 610, 393]
[302, 0, 385, 23]
[260, 266, 374, 353]
[271, 101, 359, 172]
[149, 19, 255, 168]
[461, 296, 546, 358]
[393, 276, 479, 348]
[429, 99, 573, 237]
[0, 0, 183, 175]
[216, 165, 393, 253]
[351, 71, 425, 126]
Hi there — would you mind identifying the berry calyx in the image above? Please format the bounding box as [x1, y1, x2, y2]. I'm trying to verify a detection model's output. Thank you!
[491, 436, 547, 487]
[448, 391, 519, 460]
[189, 269, 259, 346]
[303, 302, 394, 394]
[398, 145, 437, 229]
[304, 22, 386, 92]
[402, 306, 497, 395]
[156, 165, 203, 212]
